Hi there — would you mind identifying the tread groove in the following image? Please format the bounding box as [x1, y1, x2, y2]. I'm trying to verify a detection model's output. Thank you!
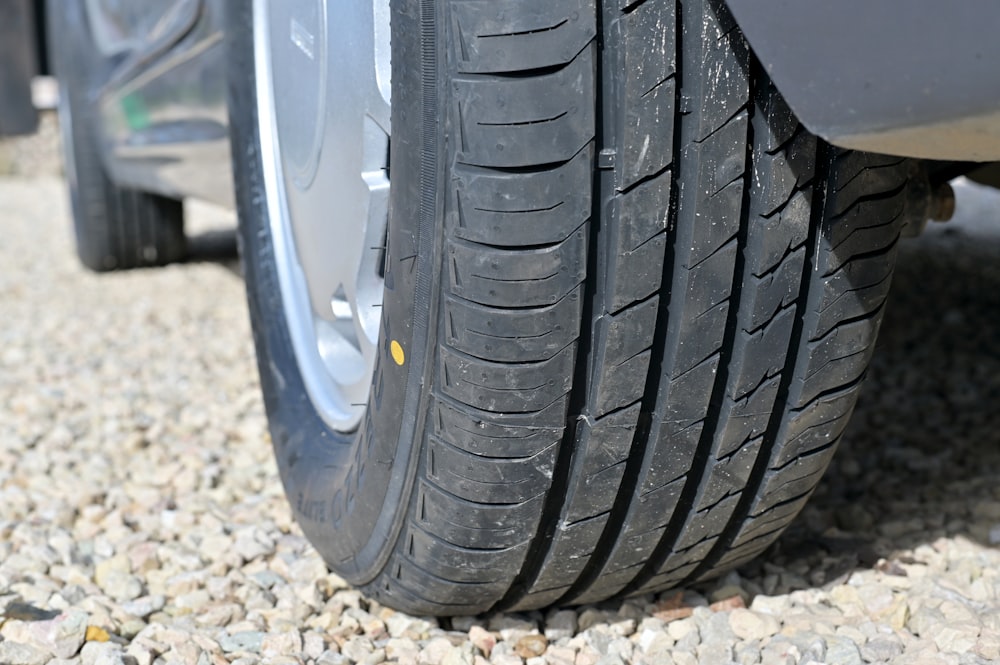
[557, 0, 684, 605]
[684, 136, 831, 584]
[622, 40, 756, 596]
[489, 18, 603, 613]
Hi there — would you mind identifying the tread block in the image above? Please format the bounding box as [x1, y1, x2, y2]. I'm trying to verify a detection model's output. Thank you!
[729, 307, 795, 400]
[444, 288, 582, 363]
[595, 351, 652, 414]
[821, 237, 900, 285]
[815, 279, 892, 342]
[391, 554, 507, 602]
[666, 239, 738, 379]
[641, 559, 703, 591]
[672, 507, 728, 555]
[752, 144, 814, 218]
[450, 146, 594, 247]
[755, 83, 797, 153]
[756, 464, 826, 509]
[450, 0, 597, 74]
[371, 580, 486, 615]
[615, 0, 679, 188]
[832, 152, 908, 191]
[440, 344, 576, 413]
[609, 232, 667, 313]
[618, 167, 671, 250]
[829, 161, 909, 217]
[526, 514, 609, 596]
[403, 524, 529, 583]
[593, 297, 658, 412]
[427, 435, 557, 504]
[715, 375, 781, 459]
[821, 213, 903, 275]
[642, 360, 716, 494]
[433, 397, 566, 458]
[775, 389, 856, 462]
[682, 0, 748, 143]
[745, 246, 805, 332]
[745, 191, 810, 277]
[603, 296, 660, 366]
[682, 115, 747, 267]
[827, 195, 906, 250]
[608, 169, 671, 311]
[417, 480, 544, 549]
[564, 405, 641, 523]
[797, 319, 879, 403]
[453, 47, 596, 168]
[695, 437, 762, 513]
[448, 231, 587, 308]
[572, 562, 643, 605]
[621, 0, 677, 105]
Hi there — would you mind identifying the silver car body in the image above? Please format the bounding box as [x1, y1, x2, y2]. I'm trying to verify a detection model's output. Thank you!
[89, 0, 233, 208]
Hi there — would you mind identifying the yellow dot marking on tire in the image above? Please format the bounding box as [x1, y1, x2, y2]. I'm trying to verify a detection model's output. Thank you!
[390, 340, 405, 366]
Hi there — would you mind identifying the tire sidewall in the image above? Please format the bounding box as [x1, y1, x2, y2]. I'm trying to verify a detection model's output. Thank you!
[225, 0, 439, 584]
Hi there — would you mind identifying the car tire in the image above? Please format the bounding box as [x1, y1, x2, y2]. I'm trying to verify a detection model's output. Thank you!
[48, 0, 186, 272]
[227, 0, 926, 615]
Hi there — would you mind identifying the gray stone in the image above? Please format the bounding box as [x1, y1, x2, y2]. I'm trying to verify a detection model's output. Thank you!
[932, 622, 981, 654]
[636, 627, 672, 658]
[0, 610, 88, 659]
[861, 638, 904, 662]
[606, 637, 633, 661]
[545, 645, 577, 665]
[219, 631, 266, 653]
[759, 637, 798, 665]
[790, 633, 826, 663]
[582, 627, 613, 655]
[697, 641, 733, 664]
[342, 635, 376, 662]
[749, 595, 791, 616]
[544, 610, 578, 642]
[728, 609, 780, 641]
[261, 629, 303, 657]
[908, 605, 947, 637]
[80, 642, 126, 665]
[670, 650, 698, 665]
[577, 609, 610, 633]
[667, 618, 699, 643]
[734, 640, 762, 665]
[119, 595, 165, 619]
[824, 635, 863, 665]
[421, 637, 456, 665]
[317, 651, 351, 665]
[362, 648, 388, 665]
[0, 642, 48, 665]
[594, 656, 625, 665]
[303, 631, 328, 659]
[386, 638, 420, 663]
[469, 625, 496, 657]
[100, 572, 144, 602]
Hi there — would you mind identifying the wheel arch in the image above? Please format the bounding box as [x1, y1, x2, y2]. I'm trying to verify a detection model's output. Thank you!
[724, 0, 1000, 161]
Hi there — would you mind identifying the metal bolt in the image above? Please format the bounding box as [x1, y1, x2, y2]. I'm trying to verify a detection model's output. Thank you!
[929, 182, 956, 222]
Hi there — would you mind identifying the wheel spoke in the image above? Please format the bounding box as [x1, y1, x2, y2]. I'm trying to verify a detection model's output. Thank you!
[255, 0, 390, 432]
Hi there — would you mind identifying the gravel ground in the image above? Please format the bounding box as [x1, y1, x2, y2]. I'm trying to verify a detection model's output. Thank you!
[0, 112, 63, 179]
[1, 152, 1000, 663]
